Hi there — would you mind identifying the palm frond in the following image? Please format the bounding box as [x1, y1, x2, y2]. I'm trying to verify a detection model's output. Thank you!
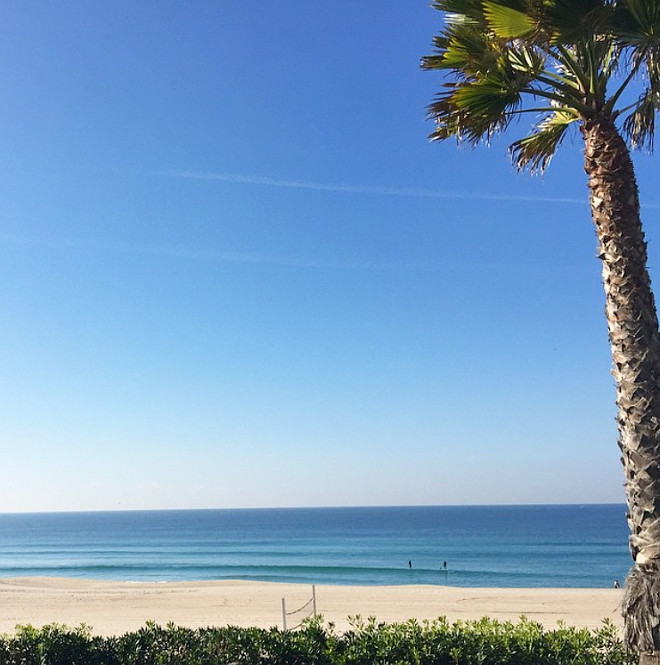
[452, 76, 523, 114]
[482, 1, 536, 39]
[506, 44, 546, 76]
[421, 25, 500, 77]
[605, 3, 660, 116]
[613, 0, 660, 48]
[431, 0, 485, 20]
[509, 108, 578, 172]
[545, 0, 612, 43]
[427, 75, 522, 143]
[622, 86, 660, 150]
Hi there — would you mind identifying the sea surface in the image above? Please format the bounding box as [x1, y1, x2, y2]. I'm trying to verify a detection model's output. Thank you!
[0, 505, 631, 588]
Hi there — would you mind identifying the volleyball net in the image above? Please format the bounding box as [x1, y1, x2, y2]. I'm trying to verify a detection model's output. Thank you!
[281, 585, 317, 630]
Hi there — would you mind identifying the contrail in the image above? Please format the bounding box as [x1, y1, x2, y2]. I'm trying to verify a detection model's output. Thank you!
[164, 170, 587, 204]
[163, 169, 660, 209]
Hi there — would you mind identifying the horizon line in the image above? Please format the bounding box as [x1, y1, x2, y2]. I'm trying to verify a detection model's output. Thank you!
[0, 501, 627, 516]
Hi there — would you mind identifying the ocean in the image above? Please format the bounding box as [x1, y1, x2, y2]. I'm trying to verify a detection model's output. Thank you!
[0, 504, 631, 588]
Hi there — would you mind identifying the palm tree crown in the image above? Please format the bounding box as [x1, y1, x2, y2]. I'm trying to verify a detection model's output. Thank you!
[422, 0, 660, 171]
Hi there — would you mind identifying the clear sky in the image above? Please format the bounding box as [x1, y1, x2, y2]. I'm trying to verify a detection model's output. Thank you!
[1, 1, 657, 513]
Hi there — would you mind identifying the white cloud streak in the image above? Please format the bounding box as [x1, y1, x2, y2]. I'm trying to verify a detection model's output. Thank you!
[163, 169, 660, 209]
[165, 170, 586, 204]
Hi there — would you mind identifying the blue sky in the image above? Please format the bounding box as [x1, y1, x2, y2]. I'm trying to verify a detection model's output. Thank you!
[1, 1, 657, 513]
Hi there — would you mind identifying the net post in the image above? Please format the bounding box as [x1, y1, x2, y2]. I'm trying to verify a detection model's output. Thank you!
[312, 585, 317, 617]
[282, 597, 287, 631]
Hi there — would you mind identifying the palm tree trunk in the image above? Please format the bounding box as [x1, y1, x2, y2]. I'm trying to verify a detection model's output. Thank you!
[582, 116, 660, 660]
[641, 655, 660, 665]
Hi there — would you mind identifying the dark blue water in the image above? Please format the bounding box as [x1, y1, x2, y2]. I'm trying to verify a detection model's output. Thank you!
[0, 505, 631, 587]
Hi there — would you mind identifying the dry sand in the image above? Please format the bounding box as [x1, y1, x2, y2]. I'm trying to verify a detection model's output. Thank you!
[0, 577, 624, 636]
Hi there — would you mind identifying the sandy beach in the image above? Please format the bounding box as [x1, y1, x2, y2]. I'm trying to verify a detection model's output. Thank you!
[0, 578, 623, 636]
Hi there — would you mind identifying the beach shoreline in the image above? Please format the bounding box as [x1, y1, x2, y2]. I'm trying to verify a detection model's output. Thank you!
[0, 577, 623, 636]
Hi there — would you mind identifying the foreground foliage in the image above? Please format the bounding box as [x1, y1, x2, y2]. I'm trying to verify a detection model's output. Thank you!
[0, 616, 634, 665]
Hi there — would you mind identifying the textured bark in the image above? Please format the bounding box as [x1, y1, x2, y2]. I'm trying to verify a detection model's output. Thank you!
[582, 117, 660, 657]
[624, 562, 660, 655]
[641, 654, 660, 665]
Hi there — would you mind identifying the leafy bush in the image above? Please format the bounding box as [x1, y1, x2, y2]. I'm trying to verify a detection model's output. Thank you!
[0, 623, 116, 665]
[0, 616, 634, 665]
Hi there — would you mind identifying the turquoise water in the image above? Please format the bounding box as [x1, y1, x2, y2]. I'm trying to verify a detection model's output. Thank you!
[0, 505, 630, 587]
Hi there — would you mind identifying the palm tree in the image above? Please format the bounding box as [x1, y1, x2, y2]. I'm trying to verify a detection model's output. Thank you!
[422, 1, 660, 661]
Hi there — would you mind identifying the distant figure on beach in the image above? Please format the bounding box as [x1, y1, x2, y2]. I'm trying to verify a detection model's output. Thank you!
[408, 560, 412, 568]
[614, 580, 620, 588]
[443, 561, 447, 569]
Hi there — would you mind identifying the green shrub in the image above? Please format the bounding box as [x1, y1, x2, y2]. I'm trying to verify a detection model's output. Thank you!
[0, 624, 116, 665]
[0, 616, 635, 665]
